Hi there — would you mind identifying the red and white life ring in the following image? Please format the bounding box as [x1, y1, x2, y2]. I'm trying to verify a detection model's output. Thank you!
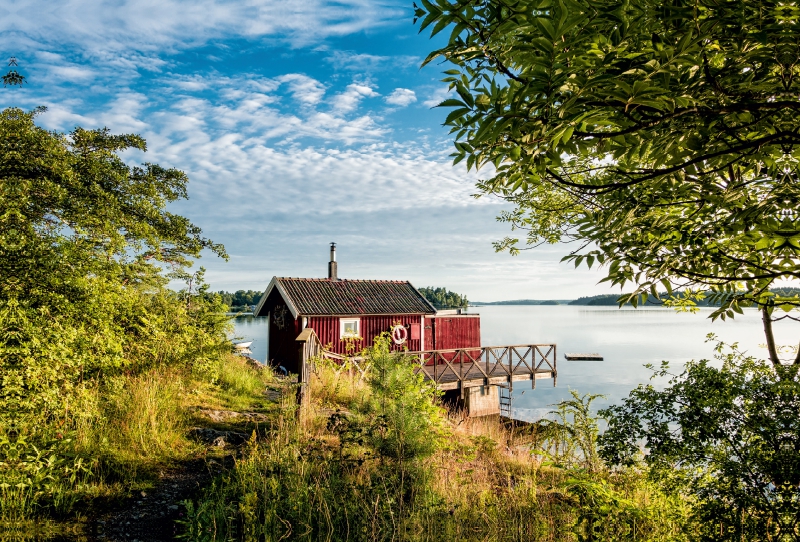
[391, 324, 408, 345]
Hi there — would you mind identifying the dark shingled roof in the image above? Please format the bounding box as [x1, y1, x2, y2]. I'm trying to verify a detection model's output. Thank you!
[277, 278, 436, 316]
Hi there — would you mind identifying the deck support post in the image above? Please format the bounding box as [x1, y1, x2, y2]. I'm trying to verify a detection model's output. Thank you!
[553, 345, 557, 387]
[295, 329, 320, 423]
[463, 385, 501, 417]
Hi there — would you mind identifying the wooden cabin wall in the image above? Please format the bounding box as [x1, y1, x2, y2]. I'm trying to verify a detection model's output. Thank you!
[424, 315, 481, 350]
[264, 289, 302, 373]
[307, 315, 423, 354]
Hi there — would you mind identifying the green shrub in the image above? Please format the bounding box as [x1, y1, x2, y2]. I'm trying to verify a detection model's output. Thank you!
[0, 107, 230, 518]
[601, 340, 800, 540]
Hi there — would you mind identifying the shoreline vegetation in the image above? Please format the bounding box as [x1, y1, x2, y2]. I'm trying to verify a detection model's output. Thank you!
[11, 329, 788, 541]
[178, 337, 691, 542]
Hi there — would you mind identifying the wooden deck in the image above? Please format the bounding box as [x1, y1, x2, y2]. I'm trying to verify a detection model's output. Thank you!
[564, 352, 603, 360]
[406, 344, 557, 391]
[415, 360, 555, 390]
[295, 331, 557, 394]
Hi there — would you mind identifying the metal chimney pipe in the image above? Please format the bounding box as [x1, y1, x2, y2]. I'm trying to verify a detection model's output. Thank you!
[328, 242, 337, 280]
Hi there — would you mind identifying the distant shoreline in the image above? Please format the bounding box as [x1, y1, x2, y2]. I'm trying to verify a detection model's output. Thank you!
[471, 300, 573, 306]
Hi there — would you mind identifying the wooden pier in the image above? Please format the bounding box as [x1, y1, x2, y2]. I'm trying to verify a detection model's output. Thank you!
[564, 353, 603, 361]
[406, 345, 557, 390]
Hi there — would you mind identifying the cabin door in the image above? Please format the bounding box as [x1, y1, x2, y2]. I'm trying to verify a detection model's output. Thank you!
[435, 318, 453, 350]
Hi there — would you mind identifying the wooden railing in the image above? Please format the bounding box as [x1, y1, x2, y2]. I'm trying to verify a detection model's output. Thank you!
[405, 344, 557, 391]
[296, 329, 557, 395]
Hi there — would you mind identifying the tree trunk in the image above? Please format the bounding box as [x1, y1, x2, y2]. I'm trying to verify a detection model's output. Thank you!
[762, 306, 781, 368]
[793, 341, 800, 366]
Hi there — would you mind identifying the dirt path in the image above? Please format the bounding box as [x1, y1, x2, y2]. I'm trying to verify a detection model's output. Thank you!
[90, 405, 277, 541]
[91, 457, 229, 542]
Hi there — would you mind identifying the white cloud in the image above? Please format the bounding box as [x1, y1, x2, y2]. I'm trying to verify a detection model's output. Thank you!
[172, 75, 212, 92]
[2, 0, 404, 55]
[276, 74, 326, 105]
[327, 51, 389, 70]
[5, 68, 389, 145]
[422, 86, 451, 108]
[17, 72, 481, 221]
[330, 83, 379, 114]
[326, 50, 419, 71]
[166, 142, 485, 225]
[385, 88, 416, 107]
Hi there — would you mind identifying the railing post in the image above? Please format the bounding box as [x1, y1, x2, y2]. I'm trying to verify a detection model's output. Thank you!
[553, 343, 558, 387]
[295, 328, 318, 422]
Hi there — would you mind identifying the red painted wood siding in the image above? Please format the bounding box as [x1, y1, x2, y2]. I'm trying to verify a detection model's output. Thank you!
[307, 315, 424, 354]
[423, 315, 481, 350]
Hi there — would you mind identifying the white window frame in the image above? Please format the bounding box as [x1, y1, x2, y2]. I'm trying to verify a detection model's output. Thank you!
[340, 317, 361, 338]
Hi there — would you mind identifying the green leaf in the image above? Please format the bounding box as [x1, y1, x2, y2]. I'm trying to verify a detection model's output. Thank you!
[436, 99, 465, 108]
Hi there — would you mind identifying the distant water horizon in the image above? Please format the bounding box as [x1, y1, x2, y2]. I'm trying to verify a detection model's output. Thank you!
[232, 305, 776, 422]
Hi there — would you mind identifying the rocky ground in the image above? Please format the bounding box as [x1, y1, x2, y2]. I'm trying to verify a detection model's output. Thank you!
[92, 457, 226, 542]
[87, 403, 279, 541]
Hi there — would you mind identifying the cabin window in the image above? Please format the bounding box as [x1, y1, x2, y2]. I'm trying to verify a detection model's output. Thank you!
[340, 318, 361, 338]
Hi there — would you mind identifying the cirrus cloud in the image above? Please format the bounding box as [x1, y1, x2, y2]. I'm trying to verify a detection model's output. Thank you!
[1, 0, 406, 55]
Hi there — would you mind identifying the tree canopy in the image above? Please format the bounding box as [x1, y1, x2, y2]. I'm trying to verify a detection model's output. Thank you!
[418, 286, 469, 309]
[417, 0, 800, 364]
[217, 290, 263, 309]
[1, 107, 230, 513]
[416, 4, 800, 528]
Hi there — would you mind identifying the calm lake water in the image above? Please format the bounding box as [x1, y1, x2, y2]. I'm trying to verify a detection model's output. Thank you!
[232, 306, 775, 421]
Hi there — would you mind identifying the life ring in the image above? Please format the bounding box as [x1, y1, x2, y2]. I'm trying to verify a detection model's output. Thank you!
[391, 324, 408, 345]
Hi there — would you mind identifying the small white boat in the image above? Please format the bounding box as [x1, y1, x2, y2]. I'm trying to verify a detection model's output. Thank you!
[233, 341, 253, 349]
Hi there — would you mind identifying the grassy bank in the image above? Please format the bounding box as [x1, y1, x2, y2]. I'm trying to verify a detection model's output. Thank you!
[182, 338, 691, 541]
[1, 353, 275, 528]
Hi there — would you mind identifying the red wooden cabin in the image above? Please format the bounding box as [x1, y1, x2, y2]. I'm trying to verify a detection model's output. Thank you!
[252, 244, 481, 374]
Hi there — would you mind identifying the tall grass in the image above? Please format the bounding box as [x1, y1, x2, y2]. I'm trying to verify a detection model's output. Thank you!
[75, 370, 198, 473]
[214, 355, 274, 411]
[0, 354, 272, 523]
[310, 355, 370, 410]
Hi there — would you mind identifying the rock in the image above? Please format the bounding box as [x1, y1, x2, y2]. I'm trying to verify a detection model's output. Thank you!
[189, 427, 249, 447]
[193, 407, 269, 423]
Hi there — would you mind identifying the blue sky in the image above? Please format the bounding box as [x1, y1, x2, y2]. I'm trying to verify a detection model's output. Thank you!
[2, 0, 615, 301]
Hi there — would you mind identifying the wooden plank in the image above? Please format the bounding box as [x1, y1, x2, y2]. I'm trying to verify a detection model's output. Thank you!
[433, 371, 555, 390]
